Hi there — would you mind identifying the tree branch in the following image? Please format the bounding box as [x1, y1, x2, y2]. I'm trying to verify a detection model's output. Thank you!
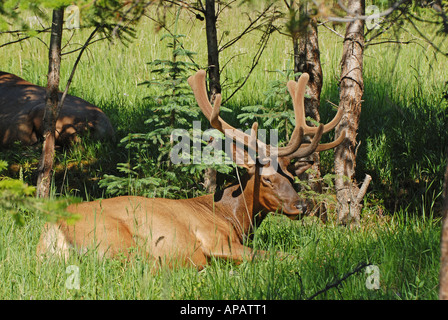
[221, 20, 273, 104]
[0, 27, 51, 49]
[323, 0, 411, 23]
[366, 39, 416, 46]
[307, 262, 371, 300]
[218, 3, 274, 52]
[57, 26, 100, 116]
[355, 174, 372, 204]
[319, 21, 344, 38]
[61, 36, 107, 56]
[405, 13, 447, 56]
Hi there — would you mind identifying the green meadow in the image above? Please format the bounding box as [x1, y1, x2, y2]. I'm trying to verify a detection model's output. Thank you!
[0, 4, 447, 299]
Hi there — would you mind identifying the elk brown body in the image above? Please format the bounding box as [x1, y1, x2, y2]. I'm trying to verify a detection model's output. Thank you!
[37, 70, 345, 269]
[0, 71, 114, 148]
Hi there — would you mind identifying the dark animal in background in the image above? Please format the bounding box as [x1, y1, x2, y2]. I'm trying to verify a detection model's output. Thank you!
[0, 71, 114, 148]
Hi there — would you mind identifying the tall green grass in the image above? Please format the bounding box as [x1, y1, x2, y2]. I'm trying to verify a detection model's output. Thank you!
[0, 209, 440, 299]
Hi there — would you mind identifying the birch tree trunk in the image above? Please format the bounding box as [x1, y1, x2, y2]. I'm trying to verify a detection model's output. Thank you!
[36, 8, 64, 198]
[334, 0, 365, 225]
[439, 161, 448, 299]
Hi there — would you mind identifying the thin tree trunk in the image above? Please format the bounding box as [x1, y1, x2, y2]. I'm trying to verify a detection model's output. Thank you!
[334, 0, 365, 225]
[293, 15, 325, 220]
[203, 0, 220, 193]
[296, 22, 322, 123]
[439, 161, 448, 299]
[205, 0, 221, 97]
[36, 8, 64, 198]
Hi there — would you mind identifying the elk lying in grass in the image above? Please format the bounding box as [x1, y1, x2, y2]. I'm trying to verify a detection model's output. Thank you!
[37, 70, 345, 269]
[0, 71, 114, 148]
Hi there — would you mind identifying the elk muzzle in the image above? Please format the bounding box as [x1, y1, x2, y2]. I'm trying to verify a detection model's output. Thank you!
[281, 198, 307, 219]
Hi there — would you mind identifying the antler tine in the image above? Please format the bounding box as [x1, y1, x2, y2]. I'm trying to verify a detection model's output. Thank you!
[276, 127, 304, 157]
[187, 70, 218, 128]
[285, 124, 324, 160]
[188, 70, 263, 152]
[287, 73, 344, 136]
[291, 130, 346, 154]
[249, 122, 258, 149]
[210, 93, 223, 131]
[188, 70, 236, 133]
[287, 74, 307, 133]
[272, 77, 310, 157]
[314, 130, 346, 152]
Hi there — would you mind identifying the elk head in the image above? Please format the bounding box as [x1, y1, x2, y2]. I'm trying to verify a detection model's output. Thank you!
[188, 70, 345, 219]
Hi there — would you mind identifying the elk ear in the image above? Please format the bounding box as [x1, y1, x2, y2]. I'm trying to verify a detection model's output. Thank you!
[278, 157, 295, 180]
[292, 160, 314, 177]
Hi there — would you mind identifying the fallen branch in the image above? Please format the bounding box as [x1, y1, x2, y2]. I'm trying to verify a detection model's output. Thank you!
[307, 262, 371, 300]
[355, 174, 372, 205]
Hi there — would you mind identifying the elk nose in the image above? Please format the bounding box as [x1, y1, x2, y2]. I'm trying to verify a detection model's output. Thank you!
[294, 202, 307, 213]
